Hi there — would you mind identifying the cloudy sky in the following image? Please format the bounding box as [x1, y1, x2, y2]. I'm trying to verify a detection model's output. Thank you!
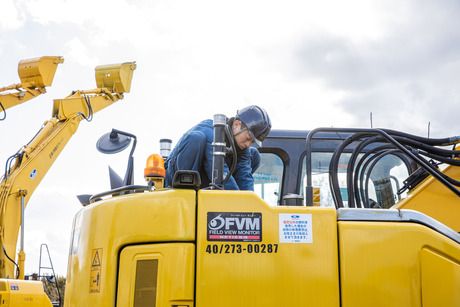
[1, 0, 459, 275]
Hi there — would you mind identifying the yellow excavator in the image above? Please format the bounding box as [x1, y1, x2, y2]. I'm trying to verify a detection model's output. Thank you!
[0, 56, 63, 120]
[62, 119, 459, 307]
[1, 60, 459, 306]
[0, 61, 136, 306]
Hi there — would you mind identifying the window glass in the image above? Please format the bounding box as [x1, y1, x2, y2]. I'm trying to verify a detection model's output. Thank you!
[134, 259, 158, 307]
[253, 153, 283, 206]
[301, 152, 409, 208]
[300, 152, 351, 207]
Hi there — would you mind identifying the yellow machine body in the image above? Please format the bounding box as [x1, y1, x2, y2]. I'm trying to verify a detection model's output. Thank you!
[394, 164, 460, 231]
[64, 190, 196, 306]
[339, 220, 460, 307]
[196, 191, 339, 307]
[64, 188, 460, 306]
[0, 280, 52, 307]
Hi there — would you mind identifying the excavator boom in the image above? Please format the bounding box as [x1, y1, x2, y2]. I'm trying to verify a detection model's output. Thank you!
[0, 56, 63, 119]
[0, 61, 136, 279]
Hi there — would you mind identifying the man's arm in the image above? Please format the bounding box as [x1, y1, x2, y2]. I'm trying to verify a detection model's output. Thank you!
[231, 149, 254, 191]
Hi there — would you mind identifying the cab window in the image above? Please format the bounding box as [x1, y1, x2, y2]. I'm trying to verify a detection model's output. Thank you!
[300, 152, 409, 208]
[253, 153, 284, 206]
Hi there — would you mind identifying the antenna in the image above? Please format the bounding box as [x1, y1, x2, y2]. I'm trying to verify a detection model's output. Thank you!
[427, 121, 431, 139]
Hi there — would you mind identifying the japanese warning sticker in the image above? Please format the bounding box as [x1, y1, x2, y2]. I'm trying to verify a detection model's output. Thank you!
[207, 212, 262, 242]
[279, 214, 313, 243]
[90, 248, 102, 293]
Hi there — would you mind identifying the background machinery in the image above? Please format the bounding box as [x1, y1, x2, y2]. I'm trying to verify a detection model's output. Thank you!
[63, 117, 459, 306]
[0, 61, 136, 306]
[0, 56, 63, 121]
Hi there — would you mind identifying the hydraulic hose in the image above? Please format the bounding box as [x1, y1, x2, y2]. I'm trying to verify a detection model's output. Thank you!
[354, 144, 396, 207]
[346, 136, 382, 208]
[329, 132, 374, 207]
[223, 123, 237, 185]
[417, 150, 460, 166]
[363, 149, 401, 208]
[343, 133, 460, 207]
[0, 102, 5, 121]
[382, 128, 460, 146]
[307, 127, 460, 208]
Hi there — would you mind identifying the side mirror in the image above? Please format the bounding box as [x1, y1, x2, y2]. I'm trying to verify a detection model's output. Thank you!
[96, 129, 137, 187]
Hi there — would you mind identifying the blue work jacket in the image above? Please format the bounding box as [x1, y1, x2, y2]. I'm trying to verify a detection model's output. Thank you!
[165, 119, 254, 190]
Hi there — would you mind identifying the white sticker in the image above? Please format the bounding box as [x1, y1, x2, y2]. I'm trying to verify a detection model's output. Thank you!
[279, 214, 313, 243]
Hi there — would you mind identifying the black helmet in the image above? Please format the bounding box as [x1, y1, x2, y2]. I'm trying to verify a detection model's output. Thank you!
[236, 105, 271, 143]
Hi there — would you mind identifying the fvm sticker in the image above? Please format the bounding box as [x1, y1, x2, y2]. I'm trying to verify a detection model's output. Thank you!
[207, 212, 262, 242]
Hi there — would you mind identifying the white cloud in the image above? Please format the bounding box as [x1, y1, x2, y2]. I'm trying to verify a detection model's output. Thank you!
[0, 0, 24, 30]
[65, 38, 99, 68]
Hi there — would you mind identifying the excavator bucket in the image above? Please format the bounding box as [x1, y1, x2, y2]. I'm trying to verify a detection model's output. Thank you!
[95, 62, 136, 94]
[18, 56, 64, 88]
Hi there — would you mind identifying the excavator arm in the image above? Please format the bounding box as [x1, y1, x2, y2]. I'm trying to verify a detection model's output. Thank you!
[0, 56, 63, 119]
[0, 61, 136, 279]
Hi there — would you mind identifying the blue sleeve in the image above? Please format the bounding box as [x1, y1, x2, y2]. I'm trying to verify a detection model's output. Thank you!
[230, 149, 254, 191]
[223, 166, 240, 190]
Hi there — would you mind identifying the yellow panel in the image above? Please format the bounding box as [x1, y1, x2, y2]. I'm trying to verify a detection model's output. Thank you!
[0, 279, 52, 307]
[117, 243, 194, 307]
[421, 248, 460, 306]
[196, 190, 339, 307]
[64, 190, 196, 307]
[339, 221, 460, 307]
[394, 165, 460, 232]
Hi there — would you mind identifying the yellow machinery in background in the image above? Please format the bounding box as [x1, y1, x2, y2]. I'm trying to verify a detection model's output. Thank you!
[0, 61, 136, 306]
[0, 56, 63, 120]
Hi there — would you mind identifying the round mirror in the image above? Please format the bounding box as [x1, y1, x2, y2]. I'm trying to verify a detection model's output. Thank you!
[96, 131, 131, 154]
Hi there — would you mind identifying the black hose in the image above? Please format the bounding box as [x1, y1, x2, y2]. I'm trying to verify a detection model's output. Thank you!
[329, 132, 374, 207]
[223, 124, 237, 184]
[2, 246, 20, 279]
[78, 95, 93, 122]
[346, 136, 382, 208]
[4, 152, 23, 179]
[0, 102, 5, 121]
[382, 128, 460, 146]
[309, 127, 460, 207]
[418, 150, 460, 166]
[393, 135, 460, 157]
[347, 134, 460, 206]
[355, 145, 396, 207]
[363, 149, 401, 208]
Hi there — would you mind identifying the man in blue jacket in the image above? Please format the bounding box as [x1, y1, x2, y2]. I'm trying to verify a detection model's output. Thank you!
[165, 105, 271, 190]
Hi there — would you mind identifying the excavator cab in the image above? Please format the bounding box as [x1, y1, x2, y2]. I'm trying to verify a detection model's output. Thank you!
[254, 129, 412, 208]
